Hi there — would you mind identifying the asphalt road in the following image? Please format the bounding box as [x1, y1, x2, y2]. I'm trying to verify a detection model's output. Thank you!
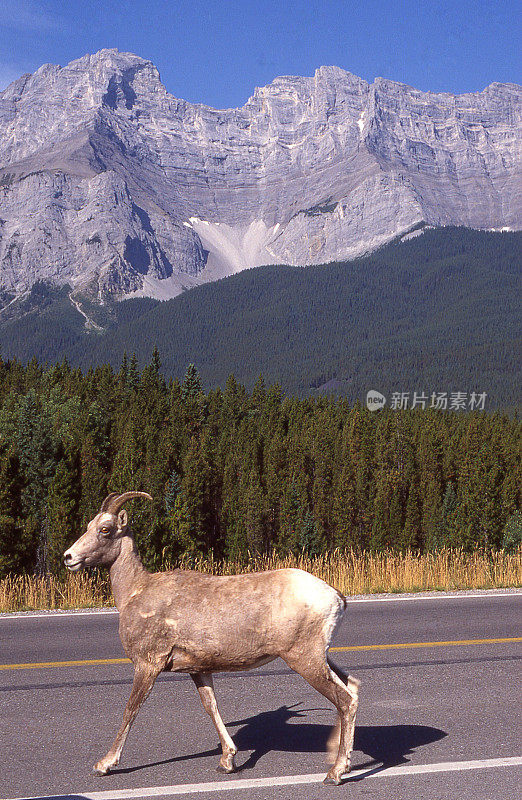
[1, 591, 521, 800]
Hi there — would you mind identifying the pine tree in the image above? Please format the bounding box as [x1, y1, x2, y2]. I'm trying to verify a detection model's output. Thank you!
[165, 469, 180, 514]
[502, 510, 522, 552]
[79, 435, 108, 525]
[182, 363, 202, 401]
[279, 477, 301, 553]
[168, 493, 194, 557]
[128, 353, 140, 391]
[171, 436, 215, 555]
[13, 390, 58, 570]
[251, 374, 267, 407]
[371, 469, 403, 550]
[402, 480, 421, 549]
[109, 416, 144, 496]
[332, 465, 358, 549]
[119, 352, 128, 388]
[0, 444, 24, 576]
[298, 508, 322, 556]
[243, 468, 268, 554]
[429, 483, 458, 550]
[141, 346, 165, 397]
[151, 345, 161, 375]
[220, 449, 244, 557]
[46, 447, 80, 572]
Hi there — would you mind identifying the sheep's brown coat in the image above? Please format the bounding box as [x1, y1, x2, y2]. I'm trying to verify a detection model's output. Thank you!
[64, 492, 359, 784]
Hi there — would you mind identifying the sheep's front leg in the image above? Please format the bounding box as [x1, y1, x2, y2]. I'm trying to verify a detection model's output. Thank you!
[191, 672, 237, 773]
[94, 663, 159, 775]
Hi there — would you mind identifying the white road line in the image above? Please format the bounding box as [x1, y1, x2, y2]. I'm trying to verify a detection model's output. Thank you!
[2, 590, 520, 619]
[16, 756, 522, 799]
[347, 591, 522, 603]
[0, 609, 119, 620]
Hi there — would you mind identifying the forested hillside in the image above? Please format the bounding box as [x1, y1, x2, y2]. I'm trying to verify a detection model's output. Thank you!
[0, 356, 519, 578]
[0, 227, 519, 408]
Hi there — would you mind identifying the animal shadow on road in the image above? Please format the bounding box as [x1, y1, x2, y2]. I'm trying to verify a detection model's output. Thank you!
[227, 704, 447, 773]
[113, 703, 445, 776]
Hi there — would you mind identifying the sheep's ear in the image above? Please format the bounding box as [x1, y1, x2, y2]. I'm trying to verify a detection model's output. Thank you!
[117, 509, 128, 532]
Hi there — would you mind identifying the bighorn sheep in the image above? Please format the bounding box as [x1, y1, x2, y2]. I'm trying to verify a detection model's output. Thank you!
[64, 492, 359, 784]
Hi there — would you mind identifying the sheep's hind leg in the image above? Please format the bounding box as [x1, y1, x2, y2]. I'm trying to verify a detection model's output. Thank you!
[94, 662, 159, 775]
[191, 672, 237, 773]
[283, 650, 359, 785]
[326, 656, 359, 771]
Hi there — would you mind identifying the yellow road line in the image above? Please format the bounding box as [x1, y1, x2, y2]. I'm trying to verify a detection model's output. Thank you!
[1, 637, 520, 671]
[330, 637, 522, 652]
[0, 657, 130, 671]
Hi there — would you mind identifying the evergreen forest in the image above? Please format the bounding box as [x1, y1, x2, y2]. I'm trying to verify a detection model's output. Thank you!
[0, 355, 520, 579]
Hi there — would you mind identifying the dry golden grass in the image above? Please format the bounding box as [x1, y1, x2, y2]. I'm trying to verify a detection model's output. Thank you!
[179, 547, 522, 596]
[0, 571, 112, 613]
[1, 548, 520, 613]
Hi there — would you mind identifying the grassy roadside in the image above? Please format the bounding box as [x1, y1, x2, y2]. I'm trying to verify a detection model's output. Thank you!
[1, 548, 520, 613]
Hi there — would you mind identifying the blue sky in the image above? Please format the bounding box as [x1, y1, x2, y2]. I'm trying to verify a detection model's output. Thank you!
[0, 0, 520, 107]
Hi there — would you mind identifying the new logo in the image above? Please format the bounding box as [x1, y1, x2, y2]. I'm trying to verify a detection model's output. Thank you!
[366, 390, 386, 411]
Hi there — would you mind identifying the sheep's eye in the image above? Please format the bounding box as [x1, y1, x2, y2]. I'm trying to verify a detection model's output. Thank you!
[100, 526, 111, 536]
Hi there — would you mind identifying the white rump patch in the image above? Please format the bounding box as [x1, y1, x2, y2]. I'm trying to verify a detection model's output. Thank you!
[289, 570, 344, 643]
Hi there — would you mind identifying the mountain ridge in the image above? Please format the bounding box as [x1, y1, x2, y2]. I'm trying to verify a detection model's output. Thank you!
[0, 49, 520, 309]
[0, 228, 519, 409]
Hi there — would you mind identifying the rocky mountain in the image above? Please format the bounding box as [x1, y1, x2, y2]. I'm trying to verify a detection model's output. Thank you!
[0, 228, 519, 408]
[0, 49, 520, 308]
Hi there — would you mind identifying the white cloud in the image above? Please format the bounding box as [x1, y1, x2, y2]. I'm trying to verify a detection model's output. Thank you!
[0, 0, 64, 32]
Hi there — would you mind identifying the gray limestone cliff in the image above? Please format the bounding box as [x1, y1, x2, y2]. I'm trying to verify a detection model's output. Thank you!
[0, 50, 520, 306]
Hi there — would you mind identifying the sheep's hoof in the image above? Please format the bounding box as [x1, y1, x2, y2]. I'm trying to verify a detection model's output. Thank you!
[216, 764, 235, 774]
[216, 755, 236, 774]
[323, 772, 344, 785]
[94, 758, 117, 776]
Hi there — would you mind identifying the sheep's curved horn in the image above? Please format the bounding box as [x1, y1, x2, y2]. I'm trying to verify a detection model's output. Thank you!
[100, 493, 120, 513]
[101, 492, 153, 514]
